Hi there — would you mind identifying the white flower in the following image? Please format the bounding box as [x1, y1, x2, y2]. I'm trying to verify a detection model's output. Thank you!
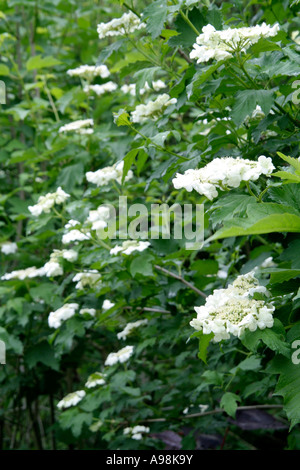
[86, 160, 133, 187]
[67, 64, 110, 80]
[62, 220, 91, 245]
[131, 94, 177, 123]
[72, 270, 101, 290]
[261, 257, 276, 268]
[123, 425, 150, 440]
[105, 345, 134, 366]
[190, 23, 280, 64]
[121, 84, 137, 96]
[1, 266, 46, 281]
[85, 372, 106, 389]
[84, 81, 117, 96]
[43, 260, 63, 277]
[28, 187, 70, 216]
[121, 80, 166, 96]
[48, 303, 79, 329]
[79, 308, 97, 316]
[110, 240, 150, 256]
[199, 404, 209, 413]
[89, 420, 103, 432]
[97, 11, 145, 39]
[172, 156, 275, 200]
[86, 206, 110, 231]
[57, 390, 86, 410]
[1, 242, 17, 254]
[117, 319, 148, 340]
[58, 119, 94, 135]
[61, 249, 78, 262]
[190, 271, 275, 342]
[40, 249, 78, 278]
[102, 300, 115, 311]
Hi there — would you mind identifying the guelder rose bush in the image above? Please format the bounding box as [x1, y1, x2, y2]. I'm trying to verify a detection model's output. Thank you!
[0, 0, 300, 451]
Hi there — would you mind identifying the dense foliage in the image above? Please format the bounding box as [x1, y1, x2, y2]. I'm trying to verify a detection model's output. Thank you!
[0, 0, 300, 450]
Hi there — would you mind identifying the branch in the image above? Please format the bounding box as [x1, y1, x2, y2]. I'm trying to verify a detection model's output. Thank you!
[154, 265, 207, 299]
[124, 306, 171, 314]
[142, 404, 284, 423]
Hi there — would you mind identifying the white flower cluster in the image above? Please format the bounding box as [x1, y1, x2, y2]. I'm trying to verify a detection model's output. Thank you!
[43, 249, 78, 277]
[97, 11, 145, 39]
[1, 266, 44, 281]
[2, 249, 77, 281]
[110, 240, 150, 256]
[190, 23, 280, 63]
[117, 319, 148, 340]
[58, 119, 94, 135]
[28, 187, 70, 216]
[1, 241, 17, 255]
[85, 372, 106, 389]
[131, 94, 177, 123]
[190, 271, 275, 342]
[172, 155, 274, 200]
[48, 303, 79, 329]
[121, 80, 166, 96]
[67, 64, 110, 80]
[123, 425, 150, 440]
[84, 81, 117, 96]
[86, 206, 110, 231]
[79, 308, 97, 316]
[57, 390, 86, 410]
[102, 300, 115, 311]
[62, 220, 91, 245]
[86, 160, 133, 187]
[72, 270, 101, 290]
[104, 345, 134, 366]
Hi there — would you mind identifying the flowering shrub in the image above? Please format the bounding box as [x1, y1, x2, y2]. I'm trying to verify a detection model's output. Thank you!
[0, 0, 300, 451]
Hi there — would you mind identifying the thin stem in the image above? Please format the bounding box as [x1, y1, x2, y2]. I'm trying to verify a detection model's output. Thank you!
[130, 125, 188, 161]
[178, 10, 200, 36]
[154, 264, 207, 298]
[246, 181, 259, 200]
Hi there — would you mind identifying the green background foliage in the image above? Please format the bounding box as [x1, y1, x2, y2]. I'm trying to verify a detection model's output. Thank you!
[0, 0, 300, 450]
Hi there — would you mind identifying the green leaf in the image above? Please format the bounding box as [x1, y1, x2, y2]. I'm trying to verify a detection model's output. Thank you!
[143, 0, 167, 39]
[59, 410, 93, 438]
[97, 39, 124, 64]
[25, 341, 59, 371]
[0, 327, 23, 355]
[231, 90, 275, 127]
[168, 8, 206, 47]
[220, 392, 241, 418]
[197, 331, 214, 363]
[261, 268, 300, 284]
[187, 61, 225, 100]
[56, 163, 84, 192]
[277, 152, 300, 173]
[268, 184, 300, 212]
[26, 55, 61, 71]
[113, 109, 131, 127]
[236, 355, 261, 371]
[273, 171, 300, 183]
[0, 64, 10, 76]
[271, 355, 300, 429]
[122, 148, 139, 183]
[209, 207, 300, 241]
[241, 320, 290, 358]
[209, 194, 256, 229]
[130, 253, 154, 277]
